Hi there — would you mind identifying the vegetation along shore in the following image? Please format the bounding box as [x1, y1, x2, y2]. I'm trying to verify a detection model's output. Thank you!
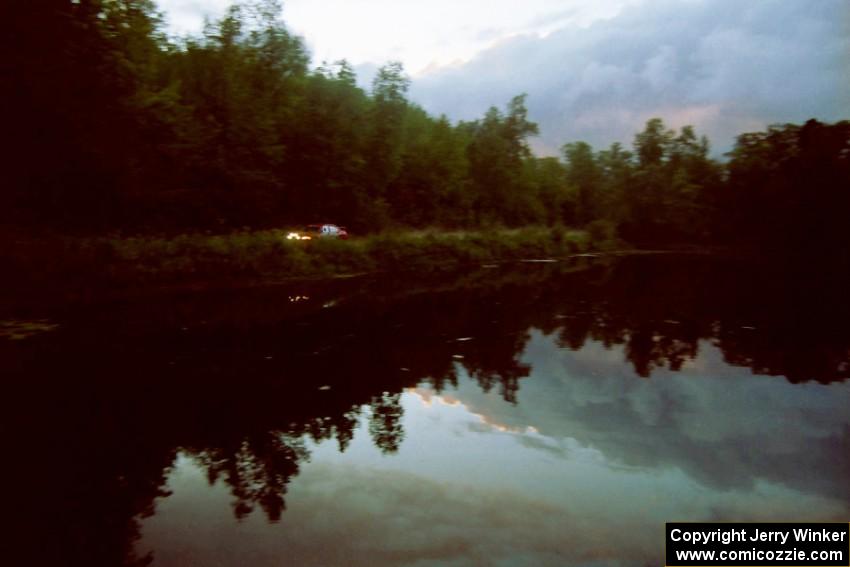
[3, 1, 848, 294]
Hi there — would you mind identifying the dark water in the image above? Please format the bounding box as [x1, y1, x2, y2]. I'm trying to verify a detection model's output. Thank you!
[3, 256, 849, 567]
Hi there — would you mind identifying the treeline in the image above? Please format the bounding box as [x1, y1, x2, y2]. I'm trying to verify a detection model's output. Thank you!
[4, 1, 849, 251]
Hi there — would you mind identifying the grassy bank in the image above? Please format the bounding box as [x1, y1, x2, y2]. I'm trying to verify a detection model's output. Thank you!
[5, 226, 618, 291]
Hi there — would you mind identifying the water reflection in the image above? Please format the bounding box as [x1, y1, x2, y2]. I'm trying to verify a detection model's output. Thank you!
[142, 375, 849, 567]
[2, 256, 848, 566]
[0, 318, 58, 340]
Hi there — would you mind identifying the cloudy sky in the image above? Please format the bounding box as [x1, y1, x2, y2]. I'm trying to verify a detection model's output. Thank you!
[157, 0, 850, 155]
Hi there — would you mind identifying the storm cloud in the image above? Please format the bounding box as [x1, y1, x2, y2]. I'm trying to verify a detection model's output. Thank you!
[409, 0, 850, 155]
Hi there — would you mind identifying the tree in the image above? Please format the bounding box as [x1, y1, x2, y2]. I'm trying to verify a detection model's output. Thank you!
[725, 119, 850, 256]
[286, 67, 370, 225]
[622, 118, 716, 242]
[164, 0, 309, 226]
[3, 0, 161, 229]
[525, 157, 571, 226]
[390, 113, 471, 227]
[634, 117, 672, 168]
[465, 94, 540, 225]
[596, 142, 634, 225]
[360, 61, 411, 228]
[562, 141, 602, 224]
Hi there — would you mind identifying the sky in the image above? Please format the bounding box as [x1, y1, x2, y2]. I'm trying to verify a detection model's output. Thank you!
[156, 0, 850, 155]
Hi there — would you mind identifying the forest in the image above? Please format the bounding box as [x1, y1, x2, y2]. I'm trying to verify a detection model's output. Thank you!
[4, 0, 849, 256]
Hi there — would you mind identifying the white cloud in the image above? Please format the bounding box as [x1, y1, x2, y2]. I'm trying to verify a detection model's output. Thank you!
[156, 0, 231, 35]
[156, 0, 636, 73]
[410, 0, 850, 154]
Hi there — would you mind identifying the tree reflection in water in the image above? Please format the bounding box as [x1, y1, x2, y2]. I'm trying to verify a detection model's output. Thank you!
[2, 256, 849, 566]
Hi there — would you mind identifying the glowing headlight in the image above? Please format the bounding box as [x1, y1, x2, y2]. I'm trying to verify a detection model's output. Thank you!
[286, 232, 312, 240]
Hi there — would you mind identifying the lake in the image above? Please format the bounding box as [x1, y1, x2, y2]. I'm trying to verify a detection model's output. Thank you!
[3, 255, 848, 566]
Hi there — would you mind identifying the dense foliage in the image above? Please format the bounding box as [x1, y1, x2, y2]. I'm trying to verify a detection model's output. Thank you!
[4, 1, 849, 255]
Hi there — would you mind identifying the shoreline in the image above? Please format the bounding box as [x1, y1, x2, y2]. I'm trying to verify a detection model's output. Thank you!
[0, 240, 718, 317]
